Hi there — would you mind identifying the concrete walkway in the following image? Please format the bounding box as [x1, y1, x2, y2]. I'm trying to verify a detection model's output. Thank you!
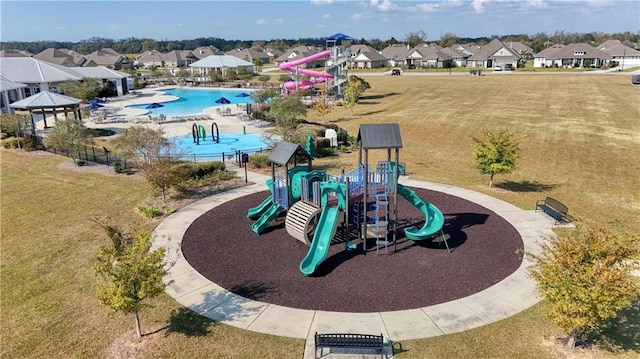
[152, 166, 559, 358]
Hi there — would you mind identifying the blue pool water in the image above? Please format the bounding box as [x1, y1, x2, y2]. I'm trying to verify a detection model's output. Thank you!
[172, 133, 269, 159]
[129, 88, 253, 116]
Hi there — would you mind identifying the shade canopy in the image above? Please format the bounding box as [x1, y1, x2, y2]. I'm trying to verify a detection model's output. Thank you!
[145, 102, 164, 109]
[85, 102, 104, 110]
[215, 97, 231, 104]
[10, 91, 81, 109]
[236, 92, 250, 98]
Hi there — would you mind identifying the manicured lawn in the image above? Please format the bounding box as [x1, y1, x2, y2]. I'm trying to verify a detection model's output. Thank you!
[2, 73, 638, 358]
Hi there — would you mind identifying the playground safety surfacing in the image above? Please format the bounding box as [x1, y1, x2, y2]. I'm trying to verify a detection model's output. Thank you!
[152, 175, 556, 343]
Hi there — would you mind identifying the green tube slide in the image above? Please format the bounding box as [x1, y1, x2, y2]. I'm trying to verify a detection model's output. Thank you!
[299, 206, 340, 276]
[299, 180, 346, 276]
[397, 184, 445, 240]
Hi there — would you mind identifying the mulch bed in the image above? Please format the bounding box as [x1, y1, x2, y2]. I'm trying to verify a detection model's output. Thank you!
[182, 187, 524, 312]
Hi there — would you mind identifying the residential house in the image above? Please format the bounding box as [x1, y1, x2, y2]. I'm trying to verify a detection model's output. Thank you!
[274, 46, 324, 67]
[0, 49, 33, 58]
[34, 48, 90, 67]
[439, 47, 468, 67]
[467, 39, 521, 68]
[85, 49, 130, 69]
[0, 79, 27, 114]
[192, 46, 225, 59]
[0, 57, 132, 99]
[348, 44, 386, 69]
[163, 50, 198, 67]
[380, 44, 410, 67]
[225, 48, 270, 65]
[598, 40, 640, 68]
[505, 42, 534, 60]
[534, 43, 611, 68]
[263, 47, 283, 62]
[407, 43, 449, 68]
[135, 50, 165, 68]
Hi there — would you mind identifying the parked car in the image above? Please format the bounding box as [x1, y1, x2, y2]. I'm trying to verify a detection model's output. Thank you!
[504, 64, 514, 71]
[407, 64, 416, 69]
[493, 65, 502, 71]
[391, 68, 402, 76]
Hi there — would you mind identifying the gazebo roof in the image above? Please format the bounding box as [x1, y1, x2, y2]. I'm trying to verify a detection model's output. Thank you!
[10, 91, 81, 109]
[357, 123, 403, 150]
[0, 79, 27, 92]
[189, 55, 253, 68]
[268, 141, 310, 166]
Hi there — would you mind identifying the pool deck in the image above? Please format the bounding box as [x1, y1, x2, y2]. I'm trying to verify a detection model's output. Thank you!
[36, 86, 268, 137]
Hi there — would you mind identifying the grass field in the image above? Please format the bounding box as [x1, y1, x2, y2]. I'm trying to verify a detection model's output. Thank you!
[1, 73, 638, 358]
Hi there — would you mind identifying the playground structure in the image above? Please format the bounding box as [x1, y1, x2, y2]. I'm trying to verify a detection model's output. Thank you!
[247, 124, 449, 276]
[278, 33, 352, 94]
[191, 122, 220, 145]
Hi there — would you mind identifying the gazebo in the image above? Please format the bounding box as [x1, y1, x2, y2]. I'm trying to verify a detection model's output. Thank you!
[9, 91, 82, 134]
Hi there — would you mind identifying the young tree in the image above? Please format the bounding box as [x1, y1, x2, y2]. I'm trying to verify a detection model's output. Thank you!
[257, 74, 271, 87]
[278, 74, 291, 83]
[253, 57, 263, 72]
[342, 79, 362, 116]
[58, 78, 102, 101]
[208, 70, 222, 83]
[529, 226, 639, 347]
[0, 114, 30, 150]
[94, 223, 170, 339]
[312, 85, 333, 119]
[265, 96, 307, 142]
[110, 126, 183, 200]
[405, 30, 428, 48]
[176, 68, 190, 83]
[42, 117, 94, 163]
[471, 128, 520, 187]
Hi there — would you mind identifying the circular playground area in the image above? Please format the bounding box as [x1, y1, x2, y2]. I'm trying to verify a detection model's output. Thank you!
[181, 186, 524, 313]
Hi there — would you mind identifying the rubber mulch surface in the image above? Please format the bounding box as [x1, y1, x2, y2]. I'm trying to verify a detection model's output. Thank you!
[182, 187, 523, 313]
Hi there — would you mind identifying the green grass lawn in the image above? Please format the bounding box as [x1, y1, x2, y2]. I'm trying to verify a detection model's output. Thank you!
[2, 73, 638, 358]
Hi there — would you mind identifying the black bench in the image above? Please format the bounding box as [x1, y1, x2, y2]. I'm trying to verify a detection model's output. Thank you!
[535, 197, 570, 224]
[315, 332, 385, 358]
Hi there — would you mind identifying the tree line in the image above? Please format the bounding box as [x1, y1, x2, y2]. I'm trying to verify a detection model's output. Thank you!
[2, 31, 637, 56]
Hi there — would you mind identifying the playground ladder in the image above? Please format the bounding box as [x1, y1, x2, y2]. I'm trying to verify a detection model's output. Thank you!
[368, 192, 389, 255]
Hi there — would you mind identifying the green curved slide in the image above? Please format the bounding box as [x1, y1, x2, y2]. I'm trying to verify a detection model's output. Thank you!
[247, 195, 273, 219]
[299, 181, 346, 276]
[299, 206, 340, 276]
[251, 202, 285, 234]
[397, 184, 444, 240]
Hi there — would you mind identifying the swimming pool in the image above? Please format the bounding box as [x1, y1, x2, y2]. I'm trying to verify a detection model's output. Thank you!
[172, 132, 269, 160]
[129, 88, 253, 116]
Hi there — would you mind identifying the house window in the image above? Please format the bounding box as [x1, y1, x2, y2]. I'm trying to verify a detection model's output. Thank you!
[573, 51, 585, 56]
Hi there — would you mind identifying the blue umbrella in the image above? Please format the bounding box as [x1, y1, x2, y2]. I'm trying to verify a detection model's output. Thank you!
[90, 97, 106, 103]
[145, 102, 164, 117]
[215, 97, 231, 104]
[85, 102, 104, 110]
[236, 92, 251, 98]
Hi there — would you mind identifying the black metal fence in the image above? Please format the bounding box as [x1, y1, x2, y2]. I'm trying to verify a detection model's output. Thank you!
[40, 143, 134, 168]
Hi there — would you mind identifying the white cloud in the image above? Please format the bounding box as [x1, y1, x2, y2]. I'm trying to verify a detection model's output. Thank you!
[368, 0, 398, 12]
[471, 0, 486, 13]
[585, 0, 613, 7]
[525, 0, 548, 8]
[310, 0, 335, 5]
[351, 12, 374, 19]
[321, 13, 331, 18]
[417, 3, 440, 12]
[257, 18, 283, 26]
[441, 0, 463, 7]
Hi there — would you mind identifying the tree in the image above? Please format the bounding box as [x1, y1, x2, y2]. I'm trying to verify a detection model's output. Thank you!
[265, 96, 307, 142]
[176, 68, 190, 83]
[278, 74, 291, 83]
[253, 57, 263, 71]
[258, 74, 271, 86]
[58, 78, 102, 101]
[208, 70, 222, 83]
[0, 114, 30, 150]
[42, 117, 94, 163]
[405, 30, 428, 48]
[312, 85, 333, 119]
[471, 128, 520, 187]
[94, 223, 170, 339]
[110, 126, 183, 200]
[529, 226, 639, 347]
[439, 32, 459, 48]
[341, 76, 369, 117]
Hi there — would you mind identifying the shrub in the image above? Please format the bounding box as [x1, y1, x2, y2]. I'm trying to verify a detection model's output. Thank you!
[316, 147, 337, 157]
[1, 137, 22, 149]
[136, 205, 164, 218]
[75, 159, 87, 166]
[248, 153, 270, 169]
[172, 161, 226, 180]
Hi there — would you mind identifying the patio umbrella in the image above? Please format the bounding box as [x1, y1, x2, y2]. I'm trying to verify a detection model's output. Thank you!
[236, 92, 251, 98]
[215, 97, 231, 104]
[85, 102, 104, 110]
[90, 97, 106, 103]
[145, 102, 164, 117]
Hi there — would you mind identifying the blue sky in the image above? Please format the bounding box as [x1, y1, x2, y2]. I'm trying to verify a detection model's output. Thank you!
[1, 0, 638, 42]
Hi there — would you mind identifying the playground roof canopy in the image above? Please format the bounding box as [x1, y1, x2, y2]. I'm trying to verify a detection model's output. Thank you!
[357, 123, 403, 149]
[268, 141, 310, 166]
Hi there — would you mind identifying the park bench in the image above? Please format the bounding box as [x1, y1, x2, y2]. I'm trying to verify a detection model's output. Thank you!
[535, 197, 570, 224]
[314, 332, 386, 358]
